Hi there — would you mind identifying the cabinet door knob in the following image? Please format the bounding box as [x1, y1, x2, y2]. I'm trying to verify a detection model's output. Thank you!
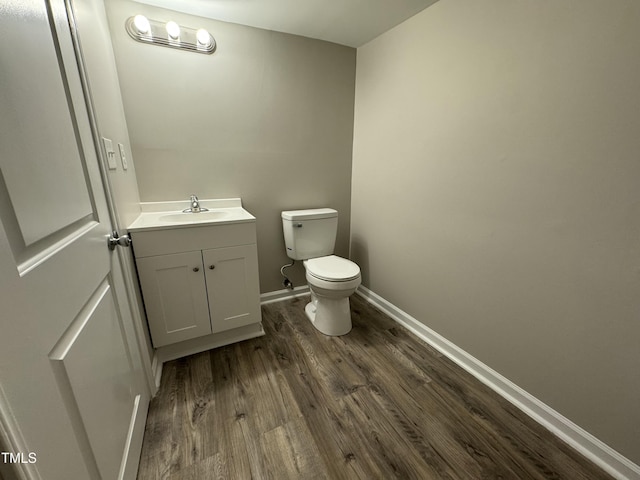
[193, 267, 200, 272]
[209, 265, 215, 270]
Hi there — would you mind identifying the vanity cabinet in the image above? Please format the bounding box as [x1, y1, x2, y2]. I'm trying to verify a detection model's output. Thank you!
[131, 222, 261, 348]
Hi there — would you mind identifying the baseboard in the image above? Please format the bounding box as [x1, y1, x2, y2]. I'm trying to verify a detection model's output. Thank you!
[260, 285, 310, 305]
[151, 353, 163, 389]
[356, 285, 640, 480]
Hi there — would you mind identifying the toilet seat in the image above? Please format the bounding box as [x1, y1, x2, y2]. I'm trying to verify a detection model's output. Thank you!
[304, 255, 360, 282]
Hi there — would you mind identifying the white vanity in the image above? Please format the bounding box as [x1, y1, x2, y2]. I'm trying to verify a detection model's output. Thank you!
[128, 198, 263, 364]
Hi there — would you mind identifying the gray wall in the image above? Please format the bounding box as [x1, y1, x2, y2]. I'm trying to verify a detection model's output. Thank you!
[352, 0, 640, 464]
[105, 0, 356, 293]
[73, 0, 142, 228]
[72, 0, 153, 365]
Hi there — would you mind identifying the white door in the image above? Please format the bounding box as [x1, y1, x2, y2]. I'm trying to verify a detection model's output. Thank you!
[0, 1, 149, 479]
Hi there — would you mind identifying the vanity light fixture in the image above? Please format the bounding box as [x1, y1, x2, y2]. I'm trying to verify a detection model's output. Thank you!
[125, 16, 216, 55]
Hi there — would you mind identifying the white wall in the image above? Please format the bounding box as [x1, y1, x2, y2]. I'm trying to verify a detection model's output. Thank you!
[352, 0, 640, 464]
[105, 0, 356, 293]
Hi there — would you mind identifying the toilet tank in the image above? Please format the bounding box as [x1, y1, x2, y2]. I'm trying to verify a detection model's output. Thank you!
[282, 208, 338, 260]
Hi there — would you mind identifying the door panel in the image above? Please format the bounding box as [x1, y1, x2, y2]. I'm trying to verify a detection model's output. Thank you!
[49, 279, 137, 480]
[203, 244, 261, 333]
[136, 251, 212, 347]
[0, 0, 93, 247]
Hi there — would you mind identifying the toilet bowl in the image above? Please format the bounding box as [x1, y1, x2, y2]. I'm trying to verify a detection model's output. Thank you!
[303, 255, 361, 336]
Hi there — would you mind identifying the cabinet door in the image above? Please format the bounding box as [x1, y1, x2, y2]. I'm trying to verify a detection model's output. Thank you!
[203, 244, 261, 333]
[136, 251, 211, 347]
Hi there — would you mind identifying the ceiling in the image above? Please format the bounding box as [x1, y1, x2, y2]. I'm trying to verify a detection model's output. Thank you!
[131, 0, 439, 48]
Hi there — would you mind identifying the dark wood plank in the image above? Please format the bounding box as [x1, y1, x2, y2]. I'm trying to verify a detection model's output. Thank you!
[137, 361, 180, 478]
[137, 295, 614, 480]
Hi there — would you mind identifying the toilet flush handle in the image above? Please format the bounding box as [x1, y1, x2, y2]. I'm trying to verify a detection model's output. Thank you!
[295, 223, 303, 228]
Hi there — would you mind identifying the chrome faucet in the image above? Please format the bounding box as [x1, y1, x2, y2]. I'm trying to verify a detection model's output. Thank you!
[183, 194, 209, 213]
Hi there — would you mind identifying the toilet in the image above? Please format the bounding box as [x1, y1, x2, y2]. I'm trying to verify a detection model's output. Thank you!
[282, 208, 361, 336]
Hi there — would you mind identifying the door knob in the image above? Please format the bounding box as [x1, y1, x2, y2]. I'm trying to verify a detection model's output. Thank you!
[209, 265, 215, 270]
[193, 267, 200, 272]
[108, 231, 132, 250]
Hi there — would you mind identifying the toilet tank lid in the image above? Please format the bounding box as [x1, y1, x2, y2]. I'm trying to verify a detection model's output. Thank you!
[282, 208, 337, 221]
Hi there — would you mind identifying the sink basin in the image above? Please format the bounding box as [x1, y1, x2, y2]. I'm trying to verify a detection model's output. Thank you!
[159, 210, 231, 223]
[128, 199, 256, 232]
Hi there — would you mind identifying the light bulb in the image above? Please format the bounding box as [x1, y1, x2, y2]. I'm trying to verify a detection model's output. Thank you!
[166, 21, 180, 40]
[196, 29, 211, 47]
[133, 15, 150, 35]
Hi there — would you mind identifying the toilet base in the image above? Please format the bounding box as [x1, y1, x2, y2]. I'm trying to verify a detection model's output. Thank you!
[305, 295, 352, 336]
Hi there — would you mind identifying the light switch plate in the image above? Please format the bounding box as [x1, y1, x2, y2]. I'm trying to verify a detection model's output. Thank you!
[102, 137, 117, 170]
[118, 143, 128, 170]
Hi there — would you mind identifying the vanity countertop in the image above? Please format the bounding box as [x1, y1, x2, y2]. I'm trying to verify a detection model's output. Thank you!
[128, 198, 255, 232]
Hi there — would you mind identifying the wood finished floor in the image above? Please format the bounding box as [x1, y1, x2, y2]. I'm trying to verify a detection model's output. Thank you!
[137, 295, 613, 480]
